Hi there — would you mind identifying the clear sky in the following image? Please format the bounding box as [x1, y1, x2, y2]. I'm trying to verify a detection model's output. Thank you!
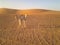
[0, 0, 60, 11]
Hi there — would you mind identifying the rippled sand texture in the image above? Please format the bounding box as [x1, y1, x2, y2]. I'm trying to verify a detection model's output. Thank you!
[0, 8, 60, 45]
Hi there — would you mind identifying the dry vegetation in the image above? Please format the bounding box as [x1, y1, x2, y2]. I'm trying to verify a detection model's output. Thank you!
[0, 8, 60, 45]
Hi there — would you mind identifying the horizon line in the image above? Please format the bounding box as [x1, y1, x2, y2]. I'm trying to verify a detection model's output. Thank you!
[0, 7, 60, 11]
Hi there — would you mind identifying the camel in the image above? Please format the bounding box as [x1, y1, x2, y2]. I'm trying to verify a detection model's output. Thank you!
[15, 14, 27, 28]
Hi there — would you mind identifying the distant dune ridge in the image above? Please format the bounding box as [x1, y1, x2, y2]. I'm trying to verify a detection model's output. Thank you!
[17, 9, 60, 15]
[0, 8, 18, 15]
[0, 8, 60, 45]
[0, 8, 60, 15]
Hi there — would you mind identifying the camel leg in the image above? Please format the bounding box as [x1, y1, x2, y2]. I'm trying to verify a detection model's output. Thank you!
[18, 19, 21, 26]
[23, 20, 26, 28]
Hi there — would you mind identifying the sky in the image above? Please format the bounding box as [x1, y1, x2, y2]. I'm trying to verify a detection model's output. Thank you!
[0, 0, 60, 11]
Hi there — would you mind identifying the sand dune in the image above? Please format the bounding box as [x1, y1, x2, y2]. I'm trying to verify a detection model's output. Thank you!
[0, 8, 18, 15]
[0, 8, 60, 45]
[17, 9, 60, 15]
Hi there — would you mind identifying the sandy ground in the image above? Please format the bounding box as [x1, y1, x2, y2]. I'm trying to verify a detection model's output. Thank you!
[0, 8, 60, 45]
